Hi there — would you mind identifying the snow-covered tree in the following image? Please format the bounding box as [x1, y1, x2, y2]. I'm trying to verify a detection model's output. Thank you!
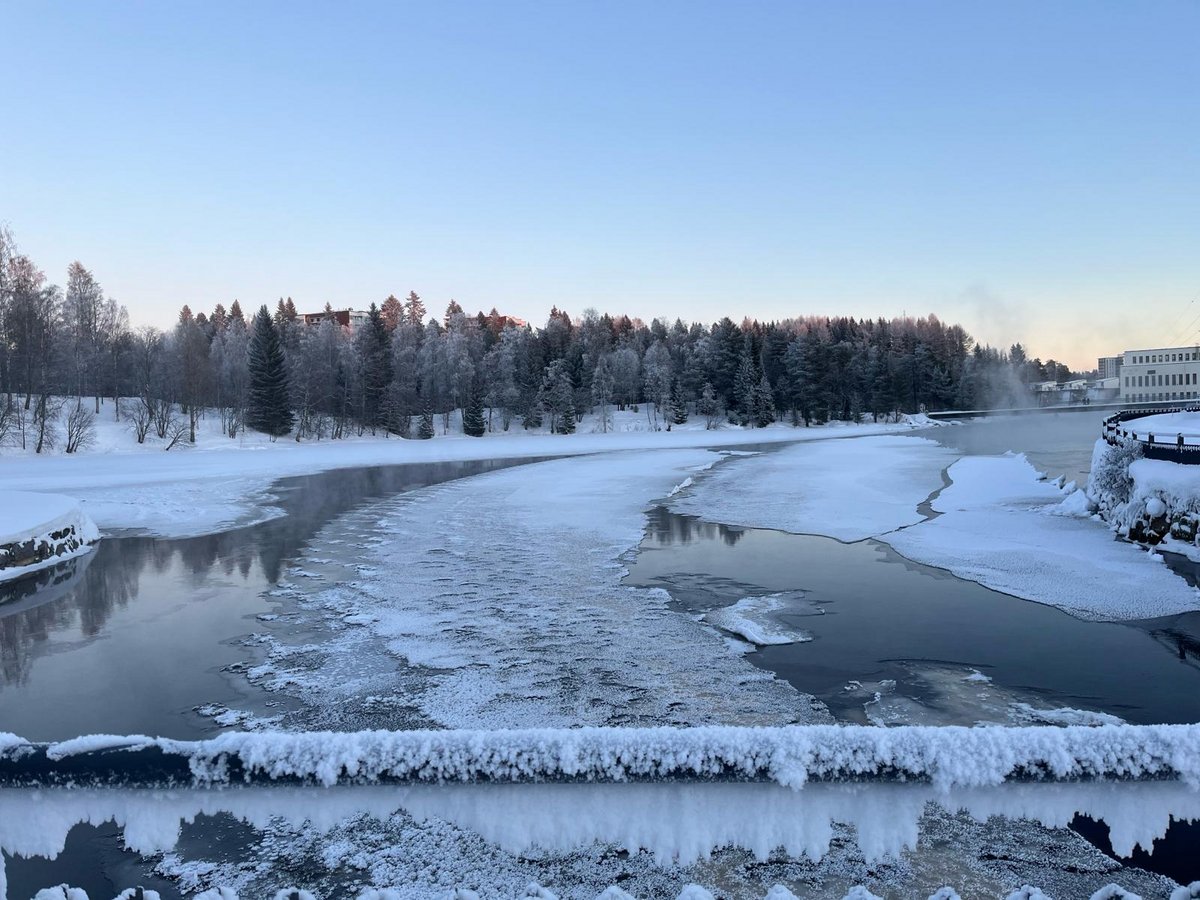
[247, 305, 293, 437]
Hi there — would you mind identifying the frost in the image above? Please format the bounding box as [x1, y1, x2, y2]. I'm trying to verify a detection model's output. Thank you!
[1006, 889, 1052, 900]
[928, 890, 962, 900]
[1089, 887, 1142, 900]
[841, 888, 883, 900]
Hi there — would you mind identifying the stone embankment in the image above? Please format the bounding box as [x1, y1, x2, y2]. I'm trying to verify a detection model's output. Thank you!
[0, 491, 101, 583]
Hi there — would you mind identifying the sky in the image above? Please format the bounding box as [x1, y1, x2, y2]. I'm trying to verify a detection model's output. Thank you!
[2, 1, 1198, 370]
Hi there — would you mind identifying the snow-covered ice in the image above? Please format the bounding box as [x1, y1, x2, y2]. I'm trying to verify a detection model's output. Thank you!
[884, 454, 1200, 619]
[669, 435, 956, 542]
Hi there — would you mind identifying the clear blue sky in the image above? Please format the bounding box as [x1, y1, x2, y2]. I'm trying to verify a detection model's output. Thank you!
[3, 0, 1197, 369]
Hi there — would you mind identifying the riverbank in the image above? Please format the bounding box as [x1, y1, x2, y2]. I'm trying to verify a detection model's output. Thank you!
[1, 414, 932, 538]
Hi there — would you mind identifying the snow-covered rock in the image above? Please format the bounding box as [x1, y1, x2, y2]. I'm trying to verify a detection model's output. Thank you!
[0, 490, 100, 583]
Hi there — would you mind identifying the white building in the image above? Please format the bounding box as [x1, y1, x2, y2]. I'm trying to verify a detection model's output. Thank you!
[1119, 345, 1200, 404]
[1098, 356, 1122, 379]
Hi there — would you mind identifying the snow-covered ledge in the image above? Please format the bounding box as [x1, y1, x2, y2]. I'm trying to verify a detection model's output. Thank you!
[0, 491, 101, 583]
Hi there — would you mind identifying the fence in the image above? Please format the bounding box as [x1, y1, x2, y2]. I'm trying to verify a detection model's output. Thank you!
[1102, 407, 1200, 464]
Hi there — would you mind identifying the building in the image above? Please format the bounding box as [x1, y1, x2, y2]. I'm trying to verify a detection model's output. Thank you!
[1098, 356, 1122, 380]
[301, 308, 370, 330]
[1119, 345, 1200, 404]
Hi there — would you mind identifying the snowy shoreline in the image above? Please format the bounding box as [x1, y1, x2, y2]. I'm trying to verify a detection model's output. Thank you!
[1, 417, 928, 539]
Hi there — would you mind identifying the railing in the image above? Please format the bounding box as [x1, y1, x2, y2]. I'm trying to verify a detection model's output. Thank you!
[1102, 407, 1200, 463]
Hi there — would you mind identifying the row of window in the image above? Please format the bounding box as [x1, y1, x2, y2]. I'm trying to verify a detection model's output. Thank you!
[1124, 391, 1199, 402]
[1126, 373, 1198, 387]
[1130, 352, 1198, 364]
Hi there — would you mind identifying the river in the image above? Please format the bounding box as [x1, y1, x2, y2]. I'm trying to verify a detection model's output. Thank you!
[3, 412, 1198, 895]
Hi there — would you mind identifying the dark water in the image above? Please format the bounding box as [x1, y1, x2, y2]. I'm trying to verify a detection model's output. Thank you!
[627, 509, 1200, 725]
[0, 457, 539, 742]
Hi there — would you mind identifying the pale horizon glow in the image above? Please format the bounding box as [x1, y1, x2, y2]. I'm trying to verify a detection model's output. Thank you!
[3, 0, 1198, 370]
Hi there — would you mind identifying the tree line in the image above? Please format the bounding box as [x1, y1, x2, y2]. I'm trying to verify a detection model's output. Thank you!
[0, 226, 1081, 452]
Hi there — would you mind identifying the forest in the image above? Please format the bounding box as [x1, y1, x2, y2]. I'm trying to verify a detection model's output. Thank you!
[0, 226, 1079, 451]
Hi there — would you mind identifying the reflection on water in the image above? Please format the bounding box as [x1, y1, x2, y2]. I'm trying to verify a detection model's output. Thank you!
[0, 458, 535, 741]
[629, 508, 1200, 726]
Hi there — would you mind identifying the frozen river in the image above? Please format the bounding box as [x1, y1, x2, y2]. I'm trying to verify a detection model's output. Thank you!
[3, 410, 1199, 896]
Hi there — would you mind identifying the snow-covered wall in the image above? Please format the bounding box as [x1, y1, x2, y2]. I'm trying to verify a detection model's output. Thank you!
[0, 492, 100, 583]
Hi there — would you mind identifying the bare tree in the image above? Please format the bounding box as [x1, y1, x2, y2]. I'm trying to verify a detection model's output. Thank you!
[64, 401, 96, 453]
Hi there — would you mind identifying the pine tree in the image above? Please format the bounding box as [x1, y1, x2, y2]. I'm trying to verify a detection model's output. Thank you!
[418, 401, 435, 439]
[732, 355, 756, 425]
[671, 379, 689, 425]
[247, 305, 293, 437]
[752, 374, 776, 427]
[558, 400, 576, 434]
[462, 383, 486, 437]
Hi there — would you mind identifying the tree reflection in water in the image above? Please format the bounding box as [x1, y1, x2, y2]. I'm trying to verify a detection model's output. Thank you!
[0, 458, 537, 694]
[643, 505, 745, 547]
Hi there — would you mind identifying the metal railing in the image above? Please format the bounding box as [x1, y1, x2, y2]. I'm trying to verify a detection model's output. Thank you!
[1102, 407, 1200, 463]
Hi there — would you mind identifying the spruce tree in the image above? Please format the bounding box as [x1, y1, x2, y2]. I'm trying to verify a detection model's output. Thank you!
[671, 379, 689, 425]
[247, 305, 293, 437]
[462, 383, 486, 437]
[752, 374, 776, 427]
[418, 401, 435, 439]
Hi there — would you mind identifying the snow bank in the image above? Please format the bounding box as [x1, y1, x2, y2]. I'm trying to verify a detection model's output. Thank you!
[705, 594, 814, 646]
[884, 453, 1200, 620]
[0, 412, 919, 538]
[669, 435, 955, 542]
[0, 491, 100, 583]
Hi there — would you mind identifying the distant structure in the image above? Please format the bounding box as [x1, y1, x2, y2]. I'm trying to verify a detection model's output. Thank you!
[1097, 356, 1123, 380]
[1119, 345, 1200, 404]
[301, 309, 370, 330]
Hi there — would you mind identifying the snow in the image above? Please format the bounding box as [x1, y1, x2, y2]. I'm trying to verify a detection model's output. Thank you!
[883, 453, 1200, 619]
[705, 594, 814, 647]
[1118, 411, 1200, 443]
[669, 435, 956, 542]
[0, 491, 100, 583]
[0, 404, 921, 539]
